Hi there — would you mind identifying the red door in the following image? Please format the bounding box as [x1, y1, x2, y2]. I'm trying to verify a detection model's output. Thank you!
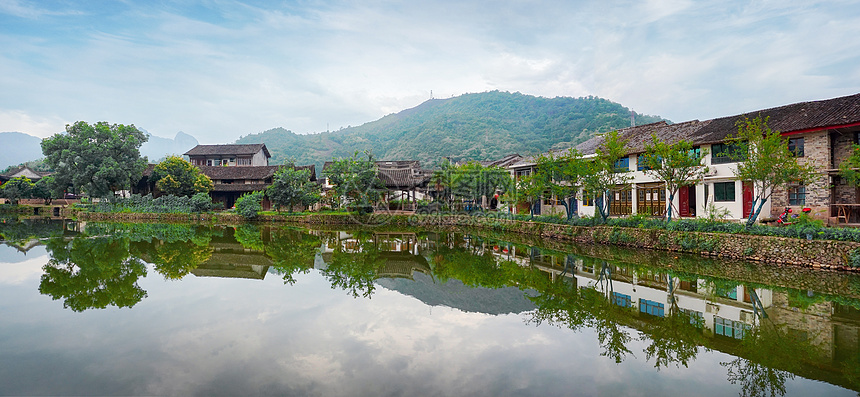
[679, 186, 690, 217]
[743, 182, 753, 218]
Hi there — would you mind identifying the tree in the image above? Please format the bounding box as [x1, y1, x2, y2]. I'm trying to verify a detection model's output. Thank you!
[1, 176, 34, 204]
[323, 150, 383, 210]
[430, 158, 457, 208]
[32, 176, 57, 204]
[533, 148, 587, 220]
[509, 171, 548, 218]
[838, 143, 860, 187]
[267, 163, 320, 213]
[150, 155, 213, 197]
[581, 130, 633, 223]
[235, 190, 264, 219]
[729, 116, 816, 227]
[41, 121, 148, 197]
[449, 161, 511, 211]
[641, 136, 709, 222]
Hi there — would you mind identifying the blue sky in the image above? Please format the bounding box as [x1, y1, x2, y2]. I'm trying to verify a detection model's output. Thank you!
[2, 0, 859, 144]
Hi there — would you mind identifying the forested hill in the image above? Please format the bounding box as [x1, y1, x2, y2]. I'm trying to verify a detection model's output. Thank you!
[235, 91, 667, 169]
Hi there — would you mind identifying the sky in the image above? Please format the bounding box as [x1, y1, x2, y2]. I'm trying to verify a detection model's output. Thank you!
[1, 0, 859, 144]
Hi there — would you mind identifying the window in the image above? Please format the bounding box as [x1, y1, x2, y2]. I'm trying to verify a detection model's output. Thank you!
[680, 309, 704, 328]
[788, 137, 804, 157]
[789, 184, 806, 206]
[714, 182, 735, 202]
[515, 169, 531, 178]
[711, 143, 746, 164]
[639, 299, 665, 317]
[688, 146, 702, 158]
[611, 292, 632, 308]
[637, 154, 649, 171]
[715, 317, 750, 339]
[581, 190, 594, 206]
[614, 157, 630, 172]
[206, 159, 213, 166]
[543, 192, 553, 205]
[717, 285, 738, 300]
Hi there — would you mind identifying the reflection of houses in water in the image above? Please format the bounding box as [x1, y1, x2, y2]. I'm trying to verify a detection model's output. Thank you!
[319, 232, 431, 279]
[571, 261, 769, 338]
[768, 290, 860, 368]
[191, 240, 272, 280]
[1, 219, 83, 254]
[512, 247, 860, 389]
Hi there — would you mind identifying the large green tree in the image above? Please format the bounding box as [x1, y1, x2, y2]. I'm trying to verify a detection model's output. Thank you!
[150, 155, 213, 197]
[641, 136, 709, 222]
[32, 176, 58, 204]
[323, 150, 383, 209]
[449, 161, 511, 211]
[729, 116, 816, 227]
[581, 130, 632, 223]
[533, 148, 587, 220]
[41, 121, 148, 197]
[267, 163, 320, 213]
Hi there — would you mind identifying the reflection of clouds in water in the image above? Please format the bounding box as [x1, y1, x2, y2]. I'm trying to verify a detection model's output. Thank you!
[0, 245, 47, 285]
[2, 264, 853, 396]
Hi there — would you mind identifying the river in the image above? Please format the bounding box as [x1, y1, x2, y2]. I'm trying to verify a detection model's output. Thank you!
[1, 217, 858, 396]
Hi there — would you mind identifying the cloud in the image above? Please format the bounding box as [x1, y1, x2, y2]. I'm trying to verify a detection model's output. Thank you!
[0, 0, 858, 144]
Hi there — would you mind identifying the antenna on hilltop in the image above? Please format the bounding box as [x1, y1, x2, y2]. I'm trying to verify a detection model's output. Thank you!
[630, 111, 636, 127]
[430, 90, 433, 99]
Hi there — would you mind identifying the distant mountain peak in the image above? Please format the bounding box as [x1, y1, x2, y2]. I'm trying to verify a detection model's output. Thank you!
[235, 91, 668, 170]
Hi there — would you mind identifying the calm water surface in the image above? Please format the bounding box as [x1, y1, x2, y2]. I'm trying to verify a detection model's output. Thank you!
[1, 218, 859, 396]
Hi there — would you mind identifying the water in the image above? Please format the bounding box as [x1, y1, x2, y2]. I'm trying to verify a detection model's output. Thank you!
[1, 218, 859, 396]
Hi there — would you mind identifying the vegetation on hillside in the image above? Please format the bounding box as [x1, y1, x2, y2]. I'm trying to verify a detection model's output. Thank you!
[236, 91, 666, 169]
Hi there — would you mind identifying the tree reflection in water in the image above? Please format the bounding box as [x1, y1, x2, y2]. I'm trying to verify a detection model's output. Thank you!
[20, 221, 860, 395]
[323, 231, 383, 298]
[39, 236, 147, 312]
[266, 228, 320, 285]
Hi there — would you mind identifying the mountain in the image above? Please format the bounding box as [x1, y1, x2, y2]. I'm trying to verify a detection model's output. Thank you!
[235, 91, 668, 170]
[139, 131, 199, 162]
[375, 271, 537, 315]
[0, 132, 44, 169]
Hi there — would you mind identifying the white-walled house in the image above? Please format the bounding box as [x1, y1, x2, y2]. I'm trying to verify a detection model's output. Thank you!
[508, 92, 860, 223]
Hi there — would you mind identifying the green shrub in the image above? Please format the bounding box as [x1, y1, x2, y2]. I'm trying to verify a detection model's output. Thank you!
[190, 192, 213, 213]
[235, 191, 264, 220]
[850, 248, 860, 268]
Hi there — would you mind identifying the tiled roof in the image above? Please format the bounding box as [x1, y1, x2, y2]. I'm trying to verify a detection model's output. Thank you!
[694, 92, 860, 144]
[575, 92, 860, 156]
[184, 144, 270, 158]
[1, 166, 52, 178]
[322, 160, 420, 173]
[196, 164, 315, 181]
[211, 183, 270, 192]
[198, 165, 279, 180]
[474, 154, 523, 168]
[378, 167, 429, 188]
